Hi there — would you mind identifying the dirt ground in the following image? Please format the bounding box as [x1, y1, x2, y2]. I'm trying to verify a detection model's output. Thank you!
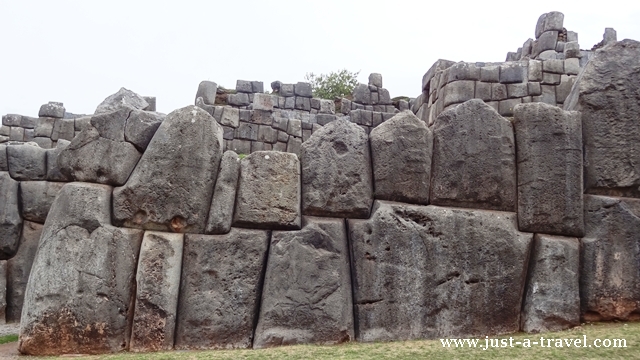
[0, 323, 19, 359]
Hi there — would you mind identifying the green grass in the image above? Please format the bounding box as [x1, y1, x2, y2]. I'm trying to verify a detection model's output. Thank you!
[0, 334, 18, 344]
[48, 322, 640, 360]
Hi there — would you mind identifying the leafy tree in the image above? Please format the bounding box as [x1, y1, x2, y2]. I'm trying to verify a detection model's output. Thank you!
[304, 69, 360, 100]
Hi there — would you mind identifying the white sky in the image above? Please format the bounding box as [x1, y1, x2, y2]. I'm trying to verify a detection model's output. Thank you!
[1, 0, 639, 116]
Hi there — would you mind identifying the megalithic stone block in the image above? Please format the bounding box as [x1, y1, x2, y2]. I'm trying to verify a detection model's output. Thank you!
[130, 231, 183, 352]
[19, 181, 65, 223]
[19, 182, 144, 355]
[175, 229, 269, 349]
[514, 102, 583, 237]
[521, 234, 580, 333]
[6, 221, 42, 322]
[206, 151, 240, 234]
[581, 195, 640, 321]
[431, 99, 516, 211]
[369, 111, 432, 205]
[113, 105, 224, 233]
[349, 201, 532, 341]
[0, 172, 22, 260]
[301, 119, 373, 218]
[254, 217, 353, 348]
[564, 40, 640, 198]
[233, 151, 301, 230]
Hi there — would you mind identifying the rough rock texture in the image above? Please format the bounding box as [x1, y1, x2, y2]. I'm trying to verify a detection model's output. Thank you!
[95, 87, 149, 115]
[0, 145, 7, 171]
[124, 110, 165, 151]
[369, 111, 432, 205]
[175, 229, 269, 349]
[521, 234, 580, 333]
[301, 120, 373, 218]
[254, 217, 353, 348]
[19, 183, 144, 355]
[19, 181, 65, 223]
[195, 81, 218, 105]
[431, 99, 516, 211]
[113, 105, 224, 233]
[0, 260, 5, 323]
[58, 113, 142, 186]
[130, 232, 183, 352]
[7, 144, 47, 181]
[6, 221, 42, 323]
[514, 103, 583, 237]
[233, 151, 300, 230]
[581, 195, 640, 321]
[564, 40, 640, 197]
[46, 140, 72, 182]
[0, 172, 22, 260]
[349, 201, 532, 341]
[206, 151, 240, 234]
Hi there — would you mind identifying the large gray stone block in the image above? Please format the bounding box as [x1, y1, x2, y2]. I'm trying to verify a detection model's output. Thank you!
[349, 201, 532, 341]
[301, 119, 373, 218]
[38, 102, 65, 118]
[564, 40, 640, 198]
[0, 145, 7, 171]
[6, 221, 42, 323]
[19, 181, 65, 223]
[206, 151, 240, 234]
[233, 151, 300, 230]
[19, 182, 143, 355]
[46, 140, 71, 182]
[369, 111, 432, 205]
[113, 106, 223, 233]
[7, 144, 47, 181]
[95, 87, 149, 115]
[175, 229, 269, 349]
[195, 81, 218, 105]
[51, 118, 75, 141]
[431, 100, 516, 211]
[58, 126, 142, 186]
[130, 231, 183, 352]
[124, 110, 165, 151]
[0, 172, 22, 260]
[254, 217, 353, 348]
[521, 234, 580, 333]
[514, 103, 583, 237]
[581, 195, 640, 321]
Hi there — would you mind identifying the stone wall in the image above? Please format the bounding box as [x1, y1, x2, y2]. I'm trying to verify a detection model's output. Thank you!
[1, 11, 640, 357]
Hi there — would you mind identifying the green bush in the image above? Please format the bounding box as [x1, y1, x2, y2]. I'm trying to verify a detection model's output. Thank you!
[305, 69, 360, 100]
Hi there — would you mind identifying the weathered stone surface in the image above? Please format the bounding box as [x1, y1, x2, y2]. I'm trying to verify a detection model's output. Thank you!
[38, 102, 65, 118]
[58, 126, 142, 186]
[195, 81, 218, 105]
[175, 229, 269, 349]
[19, 182, 144, 355]
[532, 31, 559, 58]
[565, 40, 640, 197]
[442, 80, 475, 107]
[113, 106, 223, 233]
[253, 93, 278, 111]
[521, 234, 580, 333]
[19, 181, 65, 223]
[130, 232, 183, 352]
[431, 100, 516, 211]
[301, 119, 373, 218]
[2, 115, 21, 127]
[369, 111, 432, 205]
[7, 144, 47, 181]
[500, 62, 527, 83]
[514, 103, 583, 237]
[349, 201, 532, 341]
[0, 172, 22, 260]
[95, 87, 149, 115]
[46, 140, 71, 182]
[0, 145, 7, 171]
[581, 195, 640, 321]
[254, 217, 353, 348]
[6, 221, 42, 323]
[124, 110, 165, 151]
[206, 151, 240, 234]
[233, 151, 300, 229]
[0, 260, 5, 323]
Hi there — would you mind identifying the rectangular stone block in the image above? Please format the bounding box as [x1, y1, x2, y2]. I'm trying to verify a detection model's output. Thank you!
[443, 81, 475, 107]
[498, 98, 521, 117]
[220, 107, 240, 128]
[542, 72, 561, 85]
[543, 59, 564, 74]
[514, 103, 583, 237]
[475, 82, 492, 101]
[447, 62, 480, 82]
[130, 231, 183, 352]
[175, 229, 269, 349]
[51, 118, 74, 141]
[500, 62, 526, 83]
[507, 83, 528, 98]
[253, 93, 278, 111]
[480, 65, 500, 82]
[528, 82, 542, 96]
[251, 109, 273, 126]
[227, 93, 250, 106]
[257, 125, 277, 144]
[295, 97, 311, 111]
[528, 60, 543, 81]
[564, 58, 580, 75]
[235, 122, 258, 141]
[491, 83, 508, 101]
[2, 115, 21, 127]
[9, 127, 23, 141]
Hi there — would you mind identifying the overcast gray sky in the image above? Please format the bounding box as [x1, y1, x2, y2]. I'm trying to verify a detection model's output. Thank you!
[2, 0, 639, 116]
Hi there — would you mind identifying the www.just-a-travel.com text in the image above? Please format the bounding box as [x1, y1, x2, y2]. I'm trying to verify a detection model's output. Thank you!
[440, 335, 627, 350]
